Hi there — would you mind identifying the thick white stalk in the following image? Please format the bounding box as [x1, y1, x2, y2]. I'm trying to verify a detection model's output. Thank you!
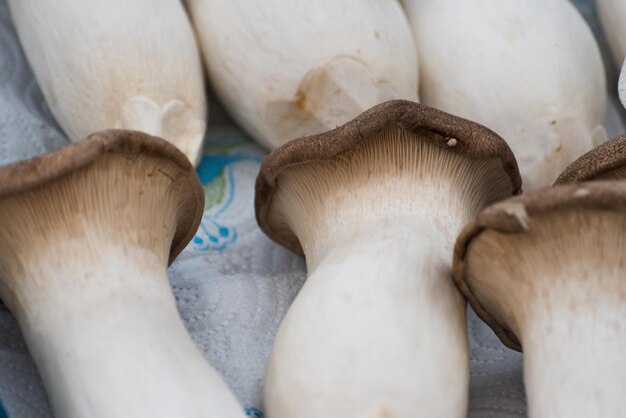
[520, 288, 625, 418]
[7, 244, 243, 418]
[265, 220, 468, 418]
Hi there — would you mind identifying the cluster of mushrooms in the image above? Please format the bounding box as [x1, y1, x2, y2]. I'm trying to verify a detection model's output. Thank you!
[0, 0, 625, 417]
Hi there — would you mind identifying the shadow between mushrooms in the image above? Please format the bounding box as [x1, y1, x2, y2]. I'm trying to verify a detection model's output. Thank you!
[0, 130, 243, 418]
[255, 100, 521, 418]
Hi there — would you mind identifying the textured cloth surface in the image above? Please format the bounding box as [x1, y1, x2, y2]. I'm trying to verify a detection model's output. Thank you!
[0, 0, 623, 416]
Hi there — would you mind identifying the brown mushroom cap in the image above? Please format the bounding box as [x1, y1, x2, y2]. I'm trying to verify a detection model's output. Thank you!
[453, 181, 626, 351]
[555, 133, 626, 184]
[255, 100, 522, 255]
[0, 129, 203, 264]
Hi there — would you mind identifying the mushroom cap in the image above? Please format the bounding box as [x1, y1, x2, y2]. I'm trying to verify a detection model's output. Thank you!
[0, 129, 203, 264]
[555, 133, 626, 184]
[255, 100, 522, 255]
[453, 181, 626, 351]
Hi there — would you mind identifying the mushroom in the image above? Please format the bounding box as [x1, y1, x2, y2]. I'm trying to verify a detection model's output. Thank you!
[453, 181, 626, 418]
[555, 133, 626, 183]
[400, 0, 607, 190]
[255, 100, 521, 418]
[0, 130, 243, 418]
[185, 0, 418, 149]
[596, 0, 626, 68]
[7, 0, 207, 164]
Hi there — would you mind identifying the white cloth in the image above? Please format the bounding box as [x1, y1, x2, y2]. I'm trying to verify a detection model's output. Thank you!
[0, 0, 622, 416]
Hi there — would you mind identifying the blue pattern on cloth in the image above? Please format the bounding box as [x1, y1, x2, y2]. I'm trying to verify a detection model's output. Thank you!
[245, 406, 264, 417]
[192, 134, 264, 252]
[0, 401, 8, 418]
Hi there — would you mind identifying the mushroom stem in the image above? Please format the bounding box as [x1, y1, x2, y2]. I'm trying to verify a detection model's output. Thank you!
[11, 246, 235, 417]
[7, 0, 207, 164]
[596, 0, 626, 68]
[400, 0, 607, 190]
[186, 0, 418, 149]
[267, 222, 468, 417]
[522, 301, 624, 417]
[265, 56, 406, 144]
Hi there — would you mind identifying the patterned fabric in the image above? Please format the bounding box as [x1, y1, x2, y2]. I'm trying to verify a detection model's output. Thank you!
[0, 0, 622, 417]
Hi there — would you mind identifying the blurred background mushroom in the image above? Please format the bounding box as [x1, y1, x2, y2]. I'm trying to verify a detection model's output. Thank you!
[186, 0, 418, 149]
[6, 0, 207, 164]
[401, 0, 608, 191]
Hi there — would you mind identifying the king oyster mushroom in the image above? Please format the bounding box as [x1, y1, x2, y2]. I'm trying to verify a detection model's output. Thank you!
[186, 0, 418, 149]
[255, 100, 521, 418]
[401, 0, 607, 190]
[0, 130, 243, 418]
[556, 132, 626, 183]
[453, 182, 626, 418]
[7, 0, 207, 164]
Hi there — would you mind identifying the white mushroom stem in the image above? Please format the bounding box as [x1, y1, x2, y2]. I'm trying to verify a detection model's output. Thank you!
[522, 301, 624, 417]
[401, 0, 607, 190]
[268, 222, 468, 418]
[11, 246, 240, 418]
[186, 0, 418, 149]
[264, 129, 514, 417]
[596, 0, 626, 68]
[0, 147, 243, 418]
[7, 0, 206, 164]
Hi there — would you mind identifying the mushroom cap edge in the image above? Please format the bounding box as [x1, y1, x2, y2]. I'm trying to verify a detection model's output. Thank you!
[555, 133, 626, 184]
[0, 129, 204, 265]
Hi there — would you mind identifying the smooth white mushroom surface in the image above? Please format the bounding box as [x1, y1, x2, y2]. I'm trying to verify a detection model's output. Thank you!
[186, 0, 418, 149]
[401, 0, 607, 190]
[263, 127, 515, 418]
[463, 204, 626, 418]
[596, 0, 626, 67]
[0, 148, 243, 418]
[7, 0, 207, 164]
